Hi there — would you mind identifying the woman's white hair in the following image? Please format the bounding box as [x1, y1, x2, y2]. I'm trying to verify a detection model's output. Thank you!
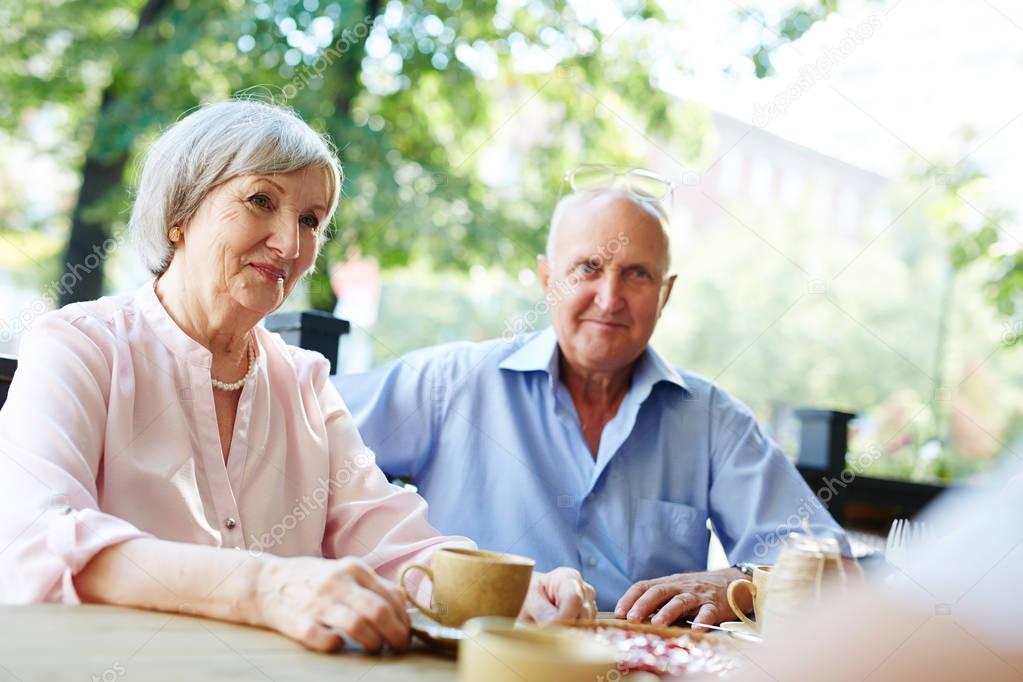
[130, 99, 342, 274]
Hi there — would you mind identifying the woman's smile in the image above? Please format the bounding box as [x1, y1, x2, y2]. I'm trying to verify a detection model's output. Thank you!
[249, 261, 288, 283]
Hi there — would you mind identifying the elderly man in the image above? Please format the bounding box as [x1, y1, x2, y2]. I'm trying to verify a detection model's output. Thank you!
[335, 171, 848, 627]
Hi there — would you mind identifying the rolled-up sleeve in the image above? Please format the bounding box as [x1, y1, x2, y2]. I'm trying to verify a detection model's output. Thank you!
[0, 314, 151, 604]
[315, 359, 473, 598]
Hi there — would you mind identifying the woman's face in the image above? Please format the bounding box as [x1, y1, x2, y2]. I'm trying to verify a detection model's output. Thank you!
[176, 167, 330, 318]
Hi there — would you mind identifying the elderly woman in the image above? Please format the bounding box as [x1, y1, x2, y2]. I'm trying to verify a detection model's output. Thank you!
[0, 100, 594, 652]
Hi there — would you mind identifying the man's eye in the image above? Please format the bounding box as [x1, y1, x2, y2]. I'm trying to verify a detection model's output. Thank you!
[578, 263, 598, 275]
[250, 194, 272, 209]
[629, 269, 651, 280]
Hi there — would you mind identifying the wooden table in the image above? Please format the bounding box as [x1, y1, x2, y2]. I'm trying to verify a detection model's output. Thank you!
[0, 605, 458, 682]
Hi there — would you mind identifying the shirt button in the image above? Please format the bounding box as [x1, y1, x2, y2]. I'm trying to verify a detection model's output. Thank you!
[224, 517, 237, 529]
[586, 557, 598, 568]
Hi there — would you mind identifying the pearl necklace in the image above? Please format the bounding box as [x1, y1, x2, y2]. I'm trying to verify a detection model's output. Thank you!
[211, 337, 257, 391]
[151, 278, 257, 392]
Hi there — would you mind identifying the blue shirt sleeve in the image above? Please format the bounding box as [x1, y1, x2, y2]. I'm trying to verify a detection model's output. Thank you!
[332, 353, 440, 480]
[705, 386, 851, 563]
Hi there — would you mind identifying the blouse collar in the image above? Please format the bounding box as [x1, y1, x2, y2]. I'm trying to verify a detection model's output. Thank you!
[134, 278, 215, 368]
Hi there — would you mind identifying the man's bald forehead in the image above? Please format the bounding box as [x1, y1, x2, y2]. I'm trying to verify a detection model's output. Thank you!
[546, 189, 672, 271]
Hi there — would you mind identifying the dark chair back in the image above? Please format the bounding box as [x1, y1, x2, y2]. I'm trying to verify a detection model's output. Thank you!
[265, 311, 350, 375]
[0, 355, 16, 411]
[793, 408, 946, 531]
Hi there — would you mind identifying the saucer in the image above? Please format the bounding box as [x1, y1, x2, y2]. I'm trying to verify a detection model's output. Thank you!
[718, 620, 763, 643]
[408, 609, 466, 654]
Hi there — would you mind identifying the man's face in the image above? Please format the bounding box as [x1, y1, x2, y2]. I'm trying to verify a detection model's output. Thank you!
[539, 193, 674, 375]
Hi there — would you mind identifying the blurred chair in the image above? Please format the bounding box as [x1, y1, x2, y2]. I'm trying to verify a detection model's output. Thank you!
[0, 355, 16, 411]
[793, 408, 947, 539]
[265, 310, 350, 375]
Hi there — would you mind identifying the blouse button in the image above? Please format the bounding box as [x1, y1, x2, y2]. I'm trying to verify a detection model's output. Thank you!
[225, 517, 237, 530]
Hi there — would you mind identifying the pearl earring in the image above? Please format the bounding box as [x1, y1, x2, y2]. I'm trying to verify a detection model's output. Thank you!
[168, 226, 182, 243]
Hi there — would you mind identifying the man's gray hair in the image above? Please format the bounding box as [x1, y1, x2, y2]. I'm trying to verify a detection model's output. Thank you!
[130, 99, 342, 274]
[545, 188, 672, 271]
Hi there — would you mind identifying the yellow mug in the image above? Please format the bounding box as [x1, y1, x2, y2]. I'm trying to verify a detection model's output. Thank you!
[399, 548, 535, 627]
[726, 564, 772, 630]
[459, 617, 618, 682]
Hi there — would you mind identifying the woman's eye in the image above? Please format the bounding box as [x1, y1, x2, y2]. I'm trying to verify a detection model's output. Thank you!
[300, 214, 320, 230]
[250, 194, 272, 209]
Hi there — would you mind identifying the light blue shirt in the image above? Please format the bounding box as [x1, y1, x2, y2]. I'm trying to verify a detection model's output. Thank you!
[335, 327, 847, 610]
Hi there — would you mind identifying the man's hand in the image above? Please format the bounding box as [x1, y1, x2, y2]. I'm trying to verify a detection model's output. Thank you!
[614, 568, 750, 629]
[519, 567, 598, 624]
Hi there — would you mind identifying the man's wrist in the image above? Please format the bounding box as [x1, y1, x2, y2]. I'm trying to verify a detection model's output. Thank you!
[733, 562, 756, 577]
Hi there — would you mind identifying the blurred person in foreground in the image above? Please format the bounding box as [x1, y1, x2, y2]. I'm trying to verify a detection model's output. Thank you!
[337, 166, 851, 629]
[0, 100, 593, 653]
[729, 456, 1022, 682]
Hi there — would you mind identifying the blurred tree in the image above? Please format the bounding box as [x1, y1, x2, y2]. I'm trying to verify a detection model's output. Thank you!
[0, 0, 843, 308]
[643, 155, 1023, 483]
[909, 153, 1021, 340]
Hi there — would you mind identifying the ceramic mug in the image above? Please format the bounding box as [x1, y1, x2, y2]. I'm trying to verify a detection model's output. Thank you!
[459, 617, 618, 682]
[726, 564, 772, 630]
[399, 548, 535, 627]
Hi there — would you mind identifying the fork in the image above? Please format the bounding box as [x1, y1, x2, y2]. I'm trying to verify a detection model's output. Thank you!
[884, 518, 931, 569]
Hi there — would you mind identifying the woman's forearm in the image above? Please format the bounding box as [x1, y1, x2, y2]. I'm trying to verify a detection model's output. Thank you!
[73, 538, 267, 627]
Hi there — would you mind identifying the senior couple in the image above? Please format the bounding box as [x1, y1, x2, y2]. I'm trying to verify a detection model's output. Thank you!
[0, 100, 846, 652]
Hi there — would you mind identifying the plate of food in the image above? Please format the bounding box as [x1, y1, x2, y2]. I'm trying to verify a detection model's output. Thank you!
[555, 618, 741, 678]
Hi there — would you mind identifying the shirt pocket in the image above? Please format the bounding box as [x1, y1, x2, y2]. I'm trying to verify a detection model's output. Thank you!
[628, 498, 709, 582]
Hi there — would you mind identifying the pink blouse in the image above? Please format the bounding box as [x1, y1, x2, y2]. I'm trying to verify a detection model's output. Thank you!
[0, 280, 472, 603]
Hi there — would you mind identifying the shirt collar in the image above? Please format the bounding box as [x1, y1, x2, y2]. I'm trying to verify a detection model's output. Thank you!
[631, 341, 690, 398]
[499, 326, 690, 396]
[498, 327, 560, 375]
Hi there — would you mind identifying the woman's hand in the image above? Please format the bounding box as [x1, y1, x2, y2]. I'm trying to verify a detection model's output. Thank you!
[254, 555, 411, 653]
[518, 567, 598, 624]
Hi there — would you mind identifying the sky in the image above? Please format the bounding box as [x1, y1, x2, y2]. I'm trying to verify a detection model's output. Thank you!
[658, 0, 1023, 215]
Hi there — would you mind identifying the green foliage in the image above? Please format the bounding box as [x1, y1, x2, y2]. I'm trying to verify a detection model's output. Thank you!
[643, 162, 1022, 483]
[1, 0, 841, 308]
[366, 265, 537, 360]
[910, 157, 1022, 341]
[739, 0, 841, 77]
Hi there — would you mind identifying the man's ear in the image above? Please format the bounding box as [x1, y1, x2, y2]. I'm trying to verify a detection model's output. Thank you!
[537, 254, 551, 292]
[657, 274, 677, 316]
